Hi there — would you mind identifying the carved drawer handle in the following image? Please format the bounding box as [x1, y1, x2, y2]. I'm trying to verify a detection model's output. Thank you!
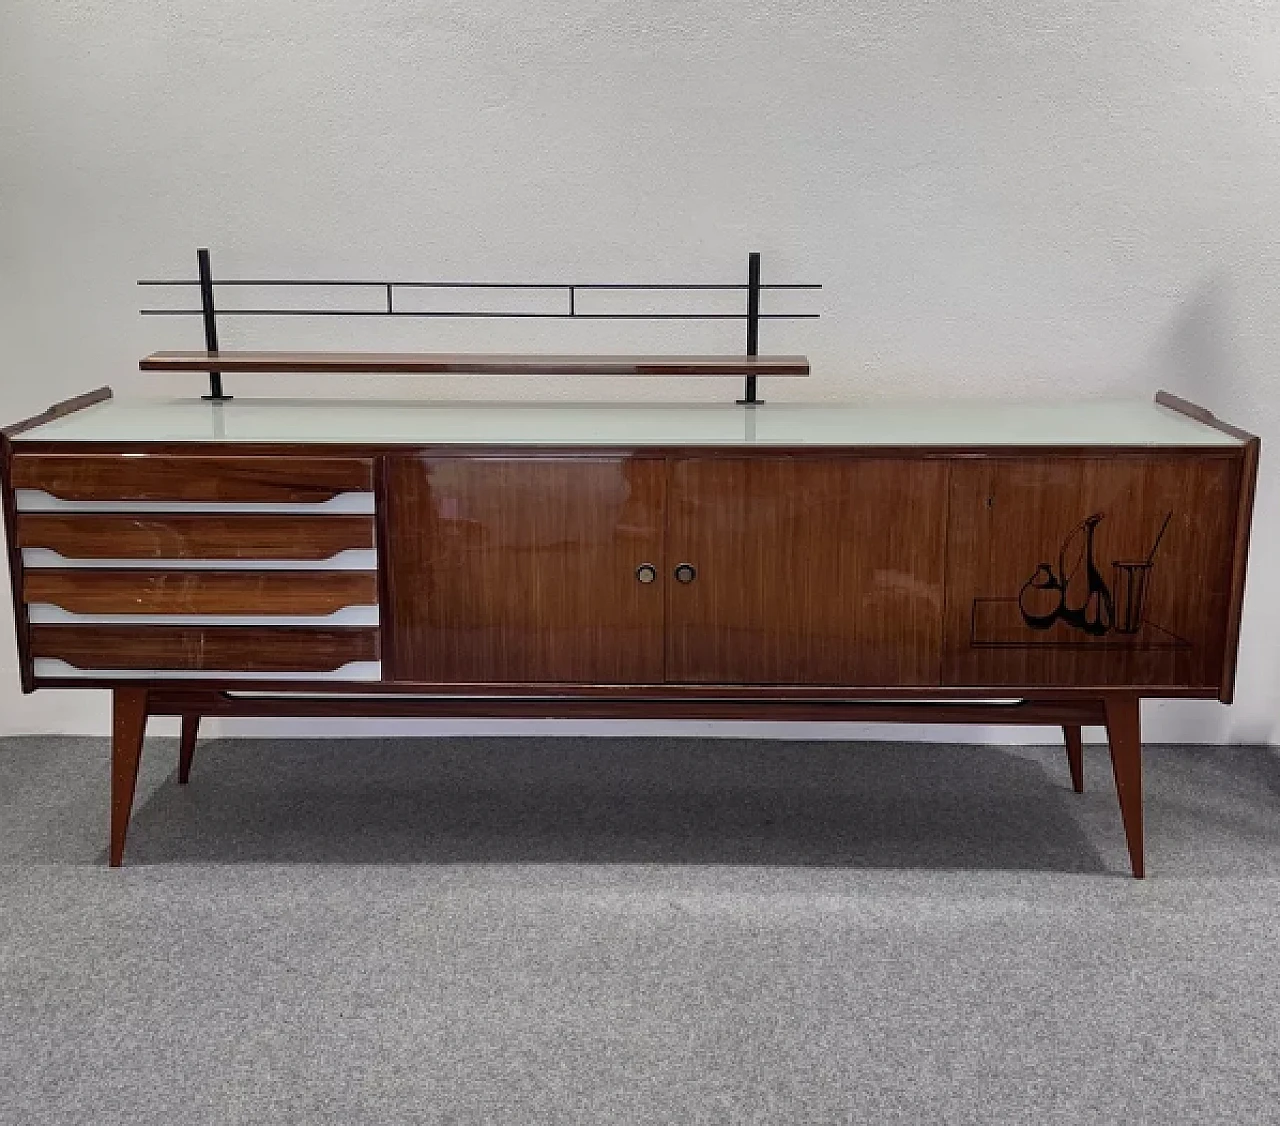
[635, 563, 657, 584]
[674, 563, 697, 584]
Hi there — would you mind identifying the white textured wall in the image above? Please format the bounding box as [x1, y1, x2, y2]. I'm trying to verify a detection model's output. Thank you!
[1, 0, 1277, 743]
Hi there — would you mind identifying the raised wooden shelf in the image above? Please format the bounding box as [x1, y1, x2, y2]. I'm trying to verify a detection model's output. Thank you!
[140, 351, 810, 377]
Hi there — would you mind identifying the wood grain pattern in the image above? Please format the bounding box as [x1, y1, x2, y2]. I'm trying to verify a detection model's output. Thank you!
[1220, 436, 1260, 702]
[31, 675, 1141, 707]
[141, 351, 810, 376]
[1063, 725, 1084, 793]
[145, 688, 1108, 726]
[1104, 694, 1144, 878]
[17, 514, 373, 560]
[24, 569, 377, 615]
[11, 454, 371, 501]
[178, 714, 199, 784]
[1150, 391, 1257, 699]
[0, 434, 33, 691]
[31, 625, 378, 672]
[665, 458, 948, 685]
[943, 457, 1240, 691]
[383, 456, 665, 683]
[109, 687, 148, 866]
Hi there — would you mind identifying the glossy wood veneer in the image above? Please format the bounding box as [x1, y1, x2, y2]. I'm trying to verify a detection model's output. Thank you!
[145, 688, 1109, 726]
[31, 625, 378, 672]
[0, 433, 33, 691]
[109, 687, 147, 866]
[24, 569, 377, 615]
[943, 457, 1239, 691]
[140, 351, 810, 377]
[17, 514, 373, 560]
[666, 458, 948, 686]
[1151, 391, 1260, 700]
[11, 454, 372, 501]
[2, 388, 1259, 878]
[382, 456, 666, 683]
[1220, 434, 1260, 701]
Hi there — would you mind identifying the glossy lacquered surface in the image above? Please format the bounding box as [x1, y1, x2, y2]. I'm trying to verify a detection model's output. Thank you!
[666, 458, 948, 685]
[24, 569, 377, 615]
[383, 456, 666, 683]
[5, 442, 383, 682]
[140, 352, 810, 376]
[944, 457, 1240, 690]
[16, 513, 373, 560]
[0, 386, 1260, 877]
[30, 625, 378, 672]
[11, 453, 372, 500]
[12, 397, 1245, 447]
[377, 450, 1247, 694]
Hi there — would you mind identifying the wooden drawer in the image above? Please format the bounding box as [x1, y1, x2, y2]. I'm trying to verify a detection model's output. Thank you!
[16, 514, 373, 560]
[29, 625, 379, 672]
[10, 454, 382, 681]
[11, 454, 372, 502]
[23, 569, 378, 616]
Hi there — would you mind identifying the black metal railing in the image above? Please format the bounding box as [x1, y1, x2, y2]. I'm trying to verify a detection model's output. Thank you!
[139, 248, 821, 403]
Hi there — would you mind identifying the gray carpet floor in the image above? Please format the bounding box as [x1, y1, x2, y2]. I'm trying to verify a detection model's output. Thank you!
[2, 734, 1279, 1125]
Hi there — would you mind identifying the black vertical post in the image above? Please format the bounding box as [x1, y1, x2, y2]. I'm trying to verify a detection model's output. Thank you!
[738, 251, 762, 405]
[197, 247, 229, 401]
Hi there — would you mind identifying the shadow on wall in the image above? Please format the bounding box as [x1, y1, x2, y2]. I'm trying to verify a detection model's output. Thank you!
[1152, 277, 1243, 407]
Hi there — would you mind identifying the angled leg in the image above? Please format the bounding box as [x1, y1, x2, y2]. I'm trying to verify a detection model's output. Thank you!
[1063, 725, 1084, 793]
[110, 688, 149, 867]
[1103, 695, 1144, 879]
[178, 714, 200, 784]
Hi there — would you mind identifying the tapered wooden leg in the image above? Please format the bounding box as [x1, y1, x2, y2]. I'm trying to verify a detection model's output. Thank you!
[1063, 725, 1084, 793]
[110, 688, 149, 867]
[177, 714, 200, 784]
[1103, 695, 1144, 879]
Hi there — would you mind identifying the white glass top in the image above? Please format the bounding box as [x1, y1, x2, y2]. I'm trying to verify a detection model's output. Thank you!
[13, 397, 1243, 447]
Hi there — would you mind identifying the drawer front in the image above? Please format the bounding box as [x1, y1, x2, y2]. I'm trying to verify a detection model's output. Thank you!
[16, 513, 373, 560]
[24, 569, 377, 616]
[13, 454, 382, 682]
[29, 625, 378, 672]
[11, 454, 372, 502]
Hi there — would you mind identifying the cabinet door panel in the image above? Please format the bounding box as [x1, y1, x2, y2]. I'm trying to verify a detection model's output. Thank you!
[666, 458, 948, 686]
[943, 457, 1240, 690]
[383, 457, 665, 684]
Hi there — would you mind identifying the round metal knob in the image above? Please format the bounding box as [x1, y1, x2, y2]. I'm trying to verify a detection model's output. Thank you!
[635, 563, 657, 584]
[674, 563, 697, 584]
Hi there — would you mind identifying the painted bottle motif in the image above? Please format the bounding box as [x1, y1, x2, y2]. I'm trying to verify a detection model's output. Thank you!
[1057, 514, 1113, 636]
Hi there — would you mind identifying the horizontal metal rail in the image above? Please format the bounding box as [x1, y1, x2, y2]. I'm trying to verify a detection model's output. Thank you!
[139, 248, 821, 402]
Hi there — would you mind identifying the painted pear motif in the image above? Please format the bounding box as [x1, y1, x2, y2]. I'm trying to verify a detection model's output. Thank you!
[1017, 513, 1115, 636]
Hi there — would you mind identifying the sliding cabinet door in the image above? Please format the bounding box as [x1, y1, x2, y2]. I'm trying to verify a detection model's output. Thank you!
[942, 456, 1241, 690]
[666, 457, 948, 686]
[382, 456, 665, 684]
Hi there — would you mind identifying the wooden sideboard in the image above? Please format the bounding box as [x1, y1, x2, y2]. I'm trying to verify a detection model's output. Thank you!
[0, 389, 1259, 875]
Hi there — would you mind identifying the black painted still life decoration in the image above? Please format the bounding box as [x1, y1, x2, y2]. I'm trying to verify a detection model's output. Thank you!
[1017, 511, 1173, 638]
